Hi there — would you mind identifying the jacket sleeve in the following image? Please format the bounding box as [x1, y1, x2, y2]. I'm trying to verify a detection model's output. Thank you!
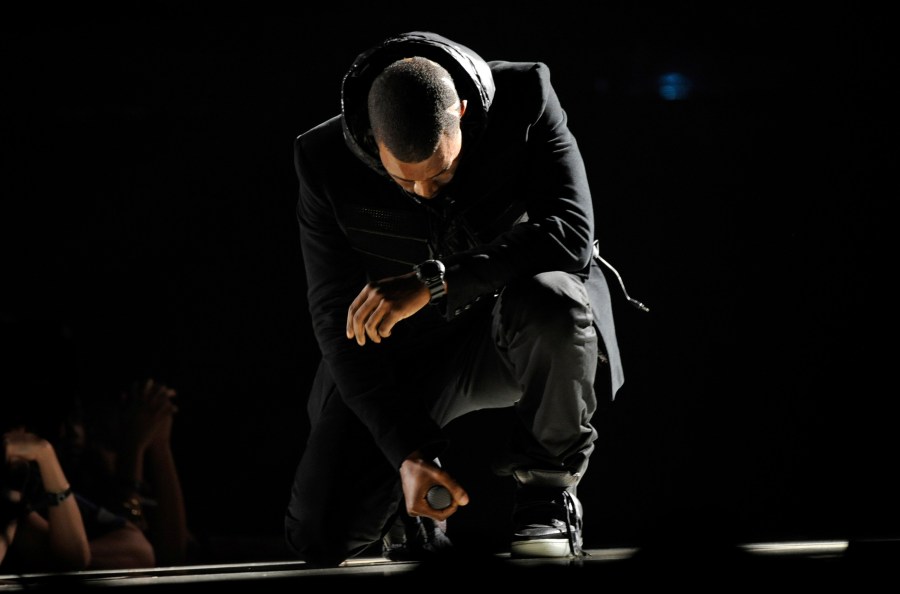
[441, 62, 596, 317]
[294, 121, 447, 469]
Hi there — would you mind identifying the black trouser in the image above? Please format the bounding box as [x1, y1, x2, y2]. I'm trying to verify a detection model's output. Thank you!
[284, 271, 602, 566]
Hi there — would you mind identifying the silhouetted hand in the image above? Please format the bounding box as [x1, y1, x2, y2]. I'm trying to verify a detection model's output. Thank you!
[120, 379, 177, 455]
[4, 428, 54, 467]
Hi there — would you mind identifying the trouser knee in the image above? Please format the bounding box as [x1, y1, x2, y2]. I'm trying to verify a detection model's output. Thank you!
[499, 271, 595, 343]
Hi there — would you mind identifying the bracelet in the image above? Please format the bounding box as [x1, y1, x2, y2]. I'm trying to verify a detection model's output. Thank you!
[122, 496, 143, 519]
[46, 487, 73, 507]
[122, 496, 149, 530]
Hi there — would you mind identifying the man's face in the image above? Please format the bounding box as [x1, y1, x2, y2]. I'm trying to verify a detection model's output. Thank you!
[377, 99, 467, 200]
[377, 126, 463, 200]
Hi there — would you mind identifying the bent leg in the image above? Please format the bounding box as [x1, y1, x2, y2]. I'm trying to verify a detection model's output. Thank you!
[284, 363, 400, 567]
[492, 271, 600, 484]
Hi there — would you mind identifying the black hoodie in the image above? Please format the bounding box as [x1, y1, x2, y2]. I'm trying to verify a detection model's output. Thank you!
[294, 31, 623, 469]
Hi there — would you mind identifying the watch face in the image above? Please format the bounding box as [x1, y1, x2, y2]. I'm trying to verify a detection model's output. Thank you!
[418, 260, 444, 280]
[416, 260, 446, 302]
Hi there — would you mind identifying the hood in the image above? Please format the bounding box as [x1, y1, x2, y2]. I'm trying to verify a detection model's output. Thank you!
[341, 31, 496, 175]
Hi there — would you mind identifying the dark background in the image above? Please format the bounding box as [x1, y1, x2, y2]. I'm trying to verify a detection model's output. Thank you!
[2, 4, 896, 561]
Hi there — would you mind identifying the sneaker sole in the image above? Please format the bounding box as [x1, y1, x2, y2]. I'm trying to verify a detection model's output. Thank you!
[510, 539, 581, 558]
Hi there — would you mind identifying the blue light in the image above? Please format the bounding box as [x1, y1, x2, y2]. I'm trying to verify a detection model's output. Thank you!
[658, 72, 692, 100]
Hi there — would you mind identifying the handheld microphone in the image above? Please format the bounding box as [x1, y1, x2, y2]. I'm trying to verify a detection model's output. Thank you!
[425, 485, 452, 510]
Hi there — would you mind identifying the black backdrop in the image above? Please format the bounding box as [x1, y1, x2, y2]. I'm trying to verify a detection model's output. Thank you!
[2, 4, 896, 560]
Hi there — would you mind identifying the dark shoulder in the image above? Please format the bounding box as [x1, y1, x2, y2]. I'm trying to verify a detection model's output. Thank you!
[488, 61, 553, 100]
[295, 114, 343, 153]
[294, 115, 356, 175]
[294, 113, 379, 187]
[485, 61, 555, 120]
[488, 60, 552, 88]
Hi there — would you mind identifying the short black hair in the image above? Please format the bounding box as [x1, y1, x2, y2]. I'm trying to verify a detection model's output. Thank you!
[367, 57, 460, 163]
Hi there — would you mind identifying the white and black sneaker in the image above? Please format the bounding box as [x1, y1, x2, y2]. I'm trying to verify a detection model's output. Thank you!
[510, 487, 584, 558]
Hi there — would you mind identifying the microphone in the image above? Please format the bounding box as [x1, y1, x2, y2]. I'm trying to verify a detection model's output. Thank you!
[425, 485, 452, 510]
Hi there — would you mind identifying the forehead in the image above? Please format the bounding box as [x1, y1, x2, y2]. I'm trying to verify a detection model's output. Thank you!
[378, 132, 461, 182]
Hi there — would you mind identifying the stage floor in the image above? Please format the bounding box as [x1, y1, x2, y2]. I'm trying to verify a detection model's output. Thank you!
[2, 539, 896, 591]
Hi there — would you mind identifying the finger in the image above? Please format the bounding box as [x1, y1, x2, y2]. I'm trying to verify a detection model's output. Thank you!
[346, 286, 373, 340]
[436, 475, 470, 507]
[347, 293, 373, 345]
[451, 486, 470, 506]
[346, 294, 364, 339]
[143, 378, 156, 399]
[162, 395, 178, 411]
[150, 383, 170, 402]
[351, 296, 380, 346]
[154, 398, 174, 415]
[411, 500, 456, 522]
[363, 301, 390, 344]
[375, 309, 403, 339]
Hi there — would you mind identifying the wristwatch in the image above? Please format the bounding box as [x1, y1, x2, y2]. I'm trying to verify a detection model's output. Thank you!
[414, 259, 446, 302]
[45, 486, 73, 507]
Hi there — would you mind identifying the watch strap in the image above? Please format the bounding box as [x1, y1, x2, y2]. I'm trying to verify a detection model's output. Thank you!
[415, 260, 446, 303]
[46, 486, 73, 506]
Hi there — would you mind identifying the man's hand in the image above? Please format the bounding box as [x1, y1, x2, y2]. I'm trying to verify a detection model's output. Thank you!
[346, 271, 430, 345]
[399, 453, 469, 521]
[121, 378, 178, 453]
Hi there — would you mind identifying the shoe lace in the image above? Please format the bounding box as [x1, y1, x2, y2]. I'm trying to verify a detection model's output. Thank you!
[561, 491, 583, 557]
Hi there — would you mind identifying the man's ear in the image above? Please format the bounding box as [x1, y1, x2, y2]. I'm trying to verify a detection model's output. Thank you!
[459, 99, 468, 119]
